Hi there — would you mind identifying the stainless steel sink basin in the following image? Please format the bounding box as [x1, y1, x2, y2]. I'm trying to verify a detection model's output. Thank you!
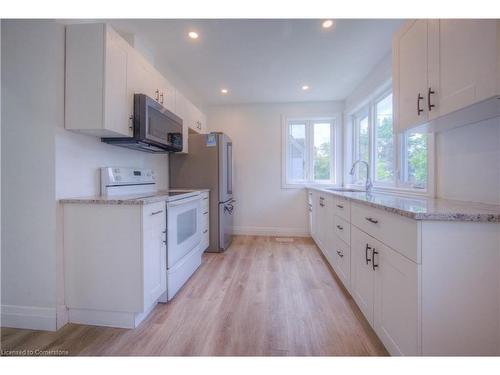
[326, 188, 366, 193]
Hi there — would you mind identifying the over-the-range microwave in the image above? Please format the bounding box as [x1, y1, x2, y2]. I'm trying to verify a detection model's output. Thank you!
[102, 93, 183, 153]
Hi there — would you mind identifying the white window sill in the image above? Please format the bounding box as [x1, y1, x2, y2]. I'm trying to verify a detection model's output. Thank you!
[282, 182, 340, 190]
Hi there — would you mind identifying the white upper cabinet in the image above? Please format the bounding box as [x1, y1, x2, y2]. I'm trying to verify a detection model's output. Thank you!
[393, 20, 430, 132]
[66, 23, 132, 137]
[65, 23, 206, 150]
[393, 19, 500, 133]
[427, 19, 498, 120]
[176, 90, 207, 134]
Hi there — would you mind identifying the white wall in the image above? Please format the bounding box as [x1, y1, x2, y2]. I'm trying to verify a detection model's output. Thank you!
[1, 20, 61, 330]
[1, 20, 170, 331]
[207, 101, 344, 236]
[436, 118, 500, 205]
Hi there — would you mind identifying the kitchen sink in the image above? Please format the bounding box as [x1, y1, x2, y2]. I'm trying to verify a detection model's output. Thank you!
[326, 188, 366, 193]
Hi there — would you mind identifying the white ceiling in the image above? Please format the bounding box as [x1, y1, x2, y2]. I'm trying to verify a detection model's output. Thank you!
[104, 19, 403, 106]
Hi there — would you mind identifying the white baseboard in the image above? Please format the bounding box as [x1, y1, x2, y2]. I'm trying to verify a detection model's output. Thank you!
[233, 226, 309, 237]
[56, 304, 69, 330]
[1, 304, 57, 331]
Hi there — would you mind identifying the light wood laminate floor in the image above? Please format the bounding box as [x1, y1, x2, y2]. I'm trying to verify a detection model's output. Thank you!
[1, 236, 387, 356]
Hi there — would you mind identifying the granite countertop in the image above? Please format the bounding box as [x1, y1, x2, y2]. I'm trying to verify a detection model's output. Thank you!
[60, 189, 210, 206]
[308, 186, 500, 223]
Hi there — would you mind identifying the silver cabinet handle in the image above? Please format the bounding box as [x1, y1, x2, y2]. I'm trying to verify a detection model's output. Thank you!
[365, 217, 378, 224]
[336, 250, 344, 258]
[160, 92, 164, 104]
[151, 210, 164, 216]
[336, 204, 344, 209]
[203, 211, 208, 215]
[203, 229, 208, 234]
[155, 89, 160, 101]
[336, 225, 343, 231]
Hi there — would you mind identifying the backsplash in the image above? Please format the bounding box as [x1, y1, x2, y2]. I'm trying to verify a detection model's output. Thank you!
[55, 127, 169, 199]
[436, 117, 500, 205]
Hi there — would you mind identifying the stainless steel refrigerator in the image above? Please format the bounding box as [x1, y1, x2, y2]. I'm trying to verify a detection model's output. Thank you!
[169, 132, 234, 252]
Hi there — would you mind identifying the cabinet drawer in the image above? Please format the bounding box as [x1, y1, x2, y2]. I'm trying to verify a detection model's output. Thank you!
[333, 196, 350, 221]
[143, 202, 166, 221]
[334, 215, 350, 246]
[351, 202, 419, 263]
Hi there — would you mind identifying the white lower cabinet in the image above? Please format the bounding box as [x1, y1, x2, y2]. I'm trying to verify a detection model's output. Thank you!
[63, 201, 167, 329]
[351, 226, 419, 355]
[350, 227, 376, 325]
[307, 188, 500, 356]
[374, 239, 419, 356]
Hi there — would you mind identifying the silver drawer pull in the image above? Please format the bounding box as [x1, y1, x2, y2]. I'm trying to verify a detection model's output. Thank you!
[336, 250, 344, 258]
[203, 229, 208, 234]
[336, 225, 343, 231]
[336, 204, 344, 209]
[365, 217, 378, 224]
[162, 230, 166, 234]
[203, 211, 208, 215]
[151, 210, 164, 216]
[203, 197, 209, 200]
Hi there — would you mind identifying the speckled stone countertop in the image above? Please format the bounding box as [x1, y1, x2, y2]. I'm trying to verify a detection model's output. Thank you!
[60, 189, 210, 206]
[308, 186, 500, 223]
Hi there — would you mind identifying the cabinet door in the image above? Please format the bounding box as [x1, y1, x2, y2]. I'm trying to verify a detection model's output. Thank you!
[173, 90, 190, 153]
[157, 75, 176, 113]
[103, 29, 130, 137]
[142, 203, 167, 309]
[350, 226, 375, 325]
[127, 50, 154, 102]
[317, 194, 330, 255]
[307, 191, 314, 237]
[374, 241, 420, 355]
[393, 20, 429, 133]
[428, 19, 498, 120]
[311, 191, 319, 243]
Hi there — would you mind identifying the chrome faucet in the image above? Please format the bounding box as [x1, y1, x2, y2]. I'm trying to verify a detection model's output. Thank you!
[349, 160, 372, 192]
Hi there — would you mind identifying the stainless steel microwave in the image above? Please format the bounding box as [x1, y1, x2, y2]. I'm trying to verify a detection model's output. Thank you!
[102, 94, 183, 153]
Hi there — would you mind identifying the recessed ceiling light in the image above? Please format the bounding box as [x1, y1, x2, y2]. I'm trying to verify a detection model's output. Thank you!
[302, 85, 310, 91]
[221, 88, 229, 94]
[322, 20, 334, 29]
[188, 31, 199, 39]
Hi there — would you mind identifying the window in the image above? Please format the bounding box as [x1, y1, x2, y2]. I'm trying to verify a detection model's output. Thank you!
[401, 131, 428, 189]
[349, 89, 431, 193]
[283, 118, 337, 187]
[374, 93, 395, 184]
[352, 110, 369, 185]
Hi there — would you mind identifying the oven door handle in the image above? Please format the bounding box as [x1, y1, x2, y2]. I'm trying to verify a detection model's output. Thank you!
[167, 195, 201, 207]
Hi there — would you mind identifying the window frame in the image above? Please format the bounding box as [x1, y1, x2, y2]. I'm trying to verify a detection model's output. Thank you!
[346, 86, 435, 196]
[282, 116, 341, 189]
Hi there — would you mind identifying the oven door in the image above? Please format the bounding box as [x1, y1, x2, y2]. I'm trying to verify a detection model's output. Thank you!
[166, 195, 202, 268]
[135, 94, 183, 151]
